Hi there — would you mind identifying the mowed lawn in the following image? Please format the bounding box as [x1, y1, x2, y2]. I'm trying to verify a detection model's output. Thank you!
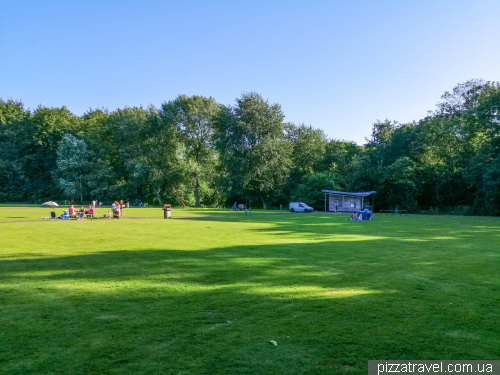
[0, 212, 499, 374]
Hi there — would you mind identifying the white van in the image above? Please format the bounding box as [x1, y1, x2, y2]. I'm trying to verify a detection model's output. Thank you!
[289, 202, 314, 213]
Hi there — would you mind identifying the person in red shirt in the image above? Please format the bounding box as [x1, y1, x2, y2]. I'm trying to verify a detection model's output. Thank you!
[69, 205, 75, 215]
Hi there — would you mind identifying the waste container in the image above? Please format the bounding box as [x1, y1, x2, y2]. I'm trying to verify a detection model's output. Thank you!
[163, 204, 172, 219]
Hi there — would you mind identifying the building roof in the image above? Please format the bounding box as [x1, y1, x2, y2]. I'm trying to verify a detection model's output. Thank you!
[321, 190, 377, 197]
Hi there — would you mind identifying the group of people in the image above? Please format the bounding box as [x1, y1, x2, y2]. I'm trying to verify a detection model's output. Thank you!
[68, 205, 95, 216]
[42, 200, 130, 220]
[63, 201, 127, 220]
[231, 202, 246, 211]
[91, 200, 103, 208]
[111, 200, 127, 219]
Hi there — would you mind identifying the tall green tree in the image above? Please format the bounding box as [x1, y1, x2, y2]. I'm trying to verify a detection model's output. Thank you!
[55, 134, 91, 202]
[0, 99, 32, 201]
[285, 123, 326, 176]
[107, 106, 184, 204]
[214, 92, 292, 207]
[26, 106, 82, 199]
[161, 95, 220, 207]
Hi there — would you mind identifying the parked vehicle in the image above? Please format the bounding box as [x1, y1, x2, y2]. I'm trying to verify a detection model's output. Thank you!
[289, 202, 314, 213]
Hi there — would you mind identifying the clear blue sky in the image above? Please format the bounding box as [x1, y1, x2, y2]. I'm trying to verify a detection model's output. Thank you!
[1, 0, 499, 144]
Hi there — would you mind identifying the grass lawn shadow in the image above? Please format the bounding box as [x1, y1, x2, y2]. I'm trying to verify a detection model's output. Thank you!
[1, 214, 499, 374]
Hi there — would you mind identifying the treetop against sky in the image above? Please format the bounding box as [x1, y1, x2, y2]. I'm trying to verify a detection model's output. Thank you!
[1, 0, 499, 144]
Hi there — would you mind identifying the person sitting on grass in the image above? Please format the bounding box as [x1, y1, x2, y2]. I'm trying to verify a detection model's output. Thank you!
[349, 212, 358, 220]
[69, 205, 75, 216]
[87, 205, 95, 216]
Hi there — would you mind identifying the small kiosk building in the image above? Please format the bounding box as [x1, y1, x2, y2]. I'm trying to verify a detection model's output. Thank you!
[321, 190, 376, 212]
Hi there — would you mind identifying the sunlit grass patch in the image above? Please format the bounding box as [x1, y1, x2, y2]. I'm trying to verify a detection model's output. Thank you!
[0, 212, 499, 374]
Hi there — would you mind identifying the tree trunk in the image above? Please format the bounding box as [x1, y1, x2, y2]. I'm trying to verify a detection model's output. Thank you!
[259, 193, 267, 209]
[195, 174, 200, 207]
[155, 188, 163, 205]
[172, 188, 186, 207]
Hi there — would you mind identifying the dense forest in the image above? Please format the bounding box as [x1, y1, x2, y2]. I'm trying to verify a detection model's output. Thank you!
[1, 79, 500, 215]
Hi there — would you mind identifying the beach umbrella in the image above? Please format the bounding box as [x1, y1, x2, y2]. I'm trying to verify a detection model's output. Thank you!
[42, 201, 59, 207]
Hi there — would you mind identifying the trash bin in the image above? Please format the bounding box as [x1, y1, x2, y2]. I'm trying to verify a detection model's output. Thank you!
[163, 204, 172, 219]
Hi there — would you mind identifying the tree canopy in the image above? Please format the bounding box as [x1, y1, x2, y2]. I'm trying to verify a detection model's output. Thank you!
[2, 80, 500, 214]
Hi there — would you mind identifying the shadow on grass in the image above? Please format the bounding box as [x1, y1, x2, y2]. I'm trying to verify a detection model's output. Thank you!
[193, 213, 500, 243]
[1, 231, 500, 375]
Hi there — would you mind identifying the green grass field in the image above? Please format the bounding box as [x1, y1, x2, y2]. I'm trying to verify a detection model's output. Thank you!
[1, 210, 499, 374]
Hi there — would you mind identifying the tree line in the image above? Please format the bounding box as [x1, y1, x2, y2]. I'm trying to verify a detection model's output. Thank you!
[1, 79, 499, 214]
